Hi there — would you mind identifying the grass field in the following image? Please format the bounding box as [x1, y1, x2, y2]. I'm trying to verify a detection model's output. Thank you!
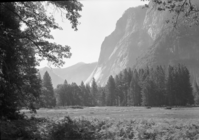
[23, 106, 199, 121]
[16, 107, 199, 139]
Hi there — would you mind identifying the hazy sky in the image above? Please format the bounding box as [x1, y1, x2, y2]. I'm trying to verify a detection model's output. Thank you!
[39, 0, 148, 68]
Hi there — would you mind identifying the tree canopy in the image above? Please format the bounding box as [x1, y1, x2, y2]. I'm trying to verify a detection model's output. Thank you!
[53, 64, 196, 108]
[0, 1, 83, 119]
[1, 1, 83, 67]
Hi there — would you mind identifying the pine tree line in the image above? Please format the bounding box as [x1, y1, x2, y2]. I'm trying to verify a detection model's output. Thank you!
[105, 64, 196, 107]
[55, 78, 102, 106]
[42, 64, 198, 107]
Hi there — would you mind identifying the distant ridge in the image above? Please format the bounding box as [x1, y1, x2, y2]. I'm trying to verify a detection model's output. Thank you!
[39, 62, 97, 88]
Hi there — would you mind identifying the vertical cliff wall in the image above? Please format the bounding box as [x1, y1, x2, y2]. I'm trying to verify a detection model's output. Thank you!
[86, 5, 199, 85]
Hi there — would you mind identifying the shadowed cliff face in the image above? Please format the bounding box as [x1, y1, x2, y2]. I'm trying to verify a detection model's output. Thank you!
[86, 5, 199, 86]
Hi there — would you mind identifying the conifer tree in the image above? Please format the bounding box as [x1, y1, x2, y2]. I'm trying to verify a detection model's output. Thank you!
[122, 69, 130, 106]
[148, 66, 164, 106]
[141, 76, 155, 106]
[41, 71, 56, 107]
[115, 72, 124, 106]
[180, 65, 193, 105]
[80, 81, 87, 105]
[166, 65, 175, 106]
[141, 77, 150, 106]
[101, 90, 106, 106]
[130, 69, 142, 106]
[166, 65, 194, 106]
[106, 75, 116, 106]
[71, 82, 81, 105]
[55, 85, 64, 106]
[55, 80, 68, 106]
[91, 78, 98, 106]
[193, 80, 199, 105]
[85, 83, 92, 106]
[155, 66, 166, 106]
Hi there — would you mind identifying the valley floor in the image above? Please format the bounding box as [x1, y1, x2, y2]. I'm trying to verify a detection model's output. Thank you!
[23, 106, 199, 121]
[4, 107, 199, 140]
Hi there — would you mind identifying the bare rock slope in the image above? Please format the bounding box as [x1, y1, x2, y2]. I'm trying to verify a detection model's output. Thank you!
[86, 5, 199, 85]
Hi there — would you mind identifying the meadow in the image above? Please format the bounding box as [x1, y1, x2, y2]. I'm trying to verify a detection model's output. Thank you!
[15, 107, 199, 140]
[24, 106, 199, 121]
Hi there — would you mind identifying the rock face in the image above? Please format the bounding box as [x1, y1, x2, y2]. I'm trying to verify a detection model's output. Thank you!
[86, 5, 199, 86]
[39, 62, 97, 88]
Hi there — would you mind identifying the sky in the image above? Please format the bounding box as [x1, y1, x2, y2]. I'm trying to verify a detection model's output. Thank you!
[38, 0, 148, 68]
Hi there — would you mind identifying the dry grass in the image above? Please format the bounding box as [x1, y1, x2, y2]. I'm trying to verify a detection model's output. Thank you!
[22, 106, 199, 121]
[18, 107, 199, 139]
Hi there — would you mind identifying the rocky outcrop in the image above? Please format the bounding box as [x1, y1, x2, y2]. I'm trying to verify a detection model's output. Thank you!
[86, 4, 199, 86]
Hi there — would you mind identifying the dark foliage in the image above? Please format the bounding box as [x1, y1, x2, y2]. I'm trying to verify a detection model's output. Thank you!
[55, 64, 195, 107]
[0, 2, 41, 120]
[40, 71, 56, 108]
[0, 1, 82, 120]
[106, 75, 116, 106]
[0, 117, 49, 140]
[103, 64, 194, 107]
[49, 116, 96, 140]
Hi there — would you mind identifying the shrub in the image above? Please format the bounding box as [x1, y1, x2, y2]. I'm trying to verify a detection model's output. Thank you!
[0, 117, 46, 140]
[49, 116, 96, 140]
[146, 106, 151, 109]
[2, 115, 199, 140]
[70, 105, 84, 109]
[165, 107, 172, 109]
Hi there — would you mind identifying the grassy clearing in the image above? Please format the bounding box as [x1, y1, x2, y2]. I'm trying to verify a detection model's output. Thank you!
[3, 107, 199, 140]
[23, 106, 199, 121]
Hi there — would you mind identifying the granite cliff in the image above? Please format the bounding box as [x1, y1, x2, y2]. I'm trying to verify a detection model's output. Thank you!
[86, 4, 199, 85]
